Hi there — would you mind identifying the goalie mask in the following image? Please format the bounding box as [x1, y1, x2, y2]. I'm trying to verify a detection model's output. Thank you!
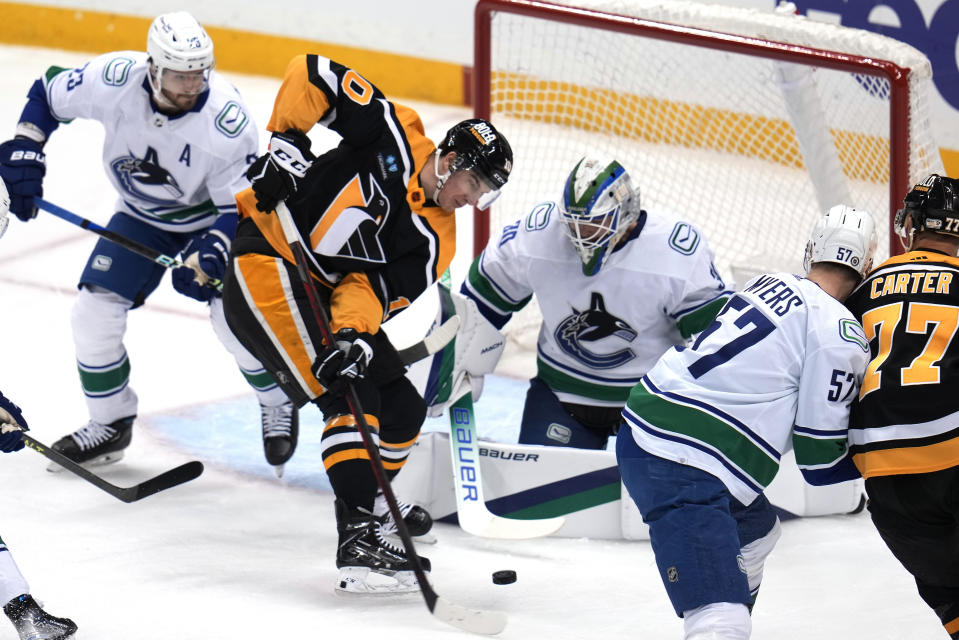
[434, 118, 513, 210]
[560, 155, 641, 276]
[894, 173, 959, 250]
[147, 12, 215, 110]
[803, 204, 877, 279]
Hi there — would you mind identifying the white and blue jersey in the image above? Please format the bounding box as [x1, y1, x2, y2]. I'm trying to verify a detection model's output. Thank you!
[623, 272, 868, 505]
[463, 201, 732, 407]
[40, 51, 257, 232]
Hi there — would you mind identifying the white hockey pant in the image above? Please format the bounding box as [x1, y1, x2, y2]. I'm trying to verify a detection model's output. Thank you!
[209, 297, 287, 407]
[0, 546, 29, 606]
[72, 286, 138, 424]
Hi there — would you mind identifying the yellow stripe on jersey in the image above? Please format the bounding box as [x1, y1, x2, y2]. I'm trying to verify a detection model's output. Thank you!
[267, 54, 332, 134]
[330, 272, 382, 335]
[853, 437, 959, 479]
[233, 253, 329, 399]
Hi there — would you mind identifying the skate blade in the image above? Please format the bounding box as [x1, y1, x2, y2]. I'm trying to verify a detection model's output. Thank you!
[334, 567, 424, 595]
[46, 449, 125, 472]
[272, 463, 285, 478]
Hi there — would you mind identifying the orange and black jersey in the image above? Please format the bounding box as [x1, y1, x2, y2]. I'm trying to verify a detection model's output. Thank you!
[845, 250, 959, 478]
[233, 54, 456, 335]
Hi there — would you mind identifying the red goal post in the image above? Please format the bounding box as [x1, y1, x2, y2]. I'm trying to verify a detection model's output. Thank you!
[473, 0, 942, 264]
[471, 0, 943, 374]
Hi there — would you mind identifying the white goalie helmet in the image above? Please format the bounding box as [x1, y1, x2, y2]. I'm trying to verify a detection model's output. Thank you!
[146, 12, 215, 105]
[803, 204, 878, 278]
[560, 155, 641, 276]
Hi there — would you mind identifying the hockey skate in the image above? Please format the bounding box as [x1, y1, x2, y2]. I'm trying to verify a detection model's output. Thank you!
[261, 400, 298, 477]
[335, 499, 430, 595]
[3, 594, 77, 640]
[373, 490, 436, 544]
[48, 415, 134, 471]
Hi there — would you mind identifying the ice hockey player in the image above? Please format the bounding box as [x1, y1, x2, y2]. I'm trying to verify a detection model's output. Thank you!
[617, 205, 876, 639]
[432, 155, 731, 450]
[221, 52, 513, 592]
[0, 12, 298, 473]
[846, 174, 959, 639]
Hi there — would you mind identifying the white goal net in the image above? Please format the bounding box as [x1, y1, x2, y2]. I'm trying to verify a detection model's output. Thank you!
[474, 0, 943, 378]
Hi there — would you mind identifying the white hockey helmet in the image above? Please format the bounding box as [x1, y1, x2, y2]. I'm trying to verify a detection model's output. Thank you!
[146, 12, 215, 103]
[560, 155, 641, 276]
[803, 204, 878, 278]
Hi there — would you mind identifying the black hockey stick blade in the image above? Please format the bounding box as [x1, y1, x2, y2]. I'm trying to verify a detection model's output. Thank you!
[23, 434, 204, 503]
[397, 315, 460, 366]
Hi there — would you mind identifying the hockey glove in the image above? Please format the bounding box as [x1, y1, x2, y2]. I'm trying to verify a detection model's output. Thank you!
[0, 391, 28, 453]
[311, 329, 375, 393]
[0, 137, 46, 221]
[245, 129, 315, 213]
[172, 216, 234, 302]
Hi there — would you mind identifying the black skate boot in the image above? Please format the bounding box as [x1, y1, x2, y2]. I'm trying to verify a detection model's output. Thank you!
[261, 400, 298, 476]
[373, 490, 435, 542]
[335, 499, 430, 594]
[3, 594, 77, 640]
[49, 416, 134, 468]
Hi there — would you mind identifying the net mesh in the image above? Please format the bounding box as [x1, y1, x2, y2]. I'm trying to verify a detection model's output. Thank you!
[479, 0, 943, 376]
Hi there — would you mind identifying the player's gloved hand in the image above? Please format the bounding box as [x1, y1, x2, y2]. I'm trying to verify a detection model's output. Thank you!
[311, 329, 375, 393]
[0, 391, 29, 453]
[0, 137, 46, 221]
[171, 230, 229, 302]
[245, 129, 315, 213]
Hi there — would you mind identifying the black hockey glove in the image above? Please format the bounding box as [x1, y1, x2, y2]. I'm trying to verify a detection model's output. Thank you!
[0, 390, 29, 453]
[245, 129, 315, 213]
[311, 329, 375, 393]
[0, 137, 46, 221]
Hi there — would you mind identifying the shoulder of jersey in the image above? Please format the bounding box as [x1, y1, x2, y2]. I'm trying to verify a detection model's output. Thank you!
[84, 51, 148, 90]
[203, 74, 255, 141]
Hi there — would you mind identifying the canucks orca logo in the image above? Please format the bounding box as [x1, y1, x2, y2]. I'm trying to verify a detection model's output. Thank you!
[554, 292, 637, 368]
[110, 146, 184, 204]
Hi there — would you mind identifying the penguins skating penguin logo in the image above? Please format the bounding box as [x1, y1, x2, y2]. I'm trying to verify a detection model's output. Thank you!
[554, 292, 637, 368]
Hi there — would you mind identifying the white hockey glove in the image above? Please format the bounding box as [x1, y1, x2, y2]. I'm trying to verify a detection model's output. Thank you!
[426, 291, 505, 417]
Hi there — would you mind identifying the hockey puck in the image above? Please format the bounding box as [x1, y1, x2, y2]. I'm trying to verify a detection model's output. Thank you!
[492, 570, 517, 585]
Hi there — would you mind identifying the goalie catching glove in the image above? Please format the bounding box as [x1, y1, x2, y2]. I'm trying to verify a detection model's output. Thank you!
[0, 390, 28, 453]
[245, 129, 315, 213]
[312, 329, 375, 394]
[425, 287, 505, 417]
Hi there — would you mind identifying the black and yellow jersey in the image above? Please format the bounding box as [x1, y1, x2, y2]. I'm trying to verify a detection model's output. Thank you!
[233, 54, 456, 335]
[846, 250, 959, 478]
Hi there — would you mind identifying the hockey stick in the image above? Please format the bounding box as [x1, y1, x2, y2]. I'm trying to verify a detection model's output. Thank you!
[36, 198, 452, 367]
[274, 202, 505, 635]
[448, 386, 566, 539]
[397, 314, 460, 366]
[22, 433, 203, 503]
[432, 280, 564, 538]
[35, 198, 223, 290]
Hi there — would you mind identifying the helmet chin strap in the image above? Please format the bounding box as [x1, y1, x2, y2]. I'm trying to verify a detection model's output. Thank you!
[431, 150, 452, 202]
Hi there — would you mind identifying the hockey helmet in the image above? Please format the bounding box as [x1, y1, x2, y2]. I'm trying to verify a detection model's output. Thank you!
[894, 174, 959, 248]
[803, 204, 877, 278]
[560, 155, 641, 276]
[147, 12, 215, 103]
[436, 119, 513, 210]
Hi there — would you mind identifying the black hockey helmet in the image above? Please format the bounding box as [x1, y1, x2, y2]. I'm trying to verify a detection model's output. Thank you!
[895, 174, 959, 244]
[438, 118, 513, 194]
